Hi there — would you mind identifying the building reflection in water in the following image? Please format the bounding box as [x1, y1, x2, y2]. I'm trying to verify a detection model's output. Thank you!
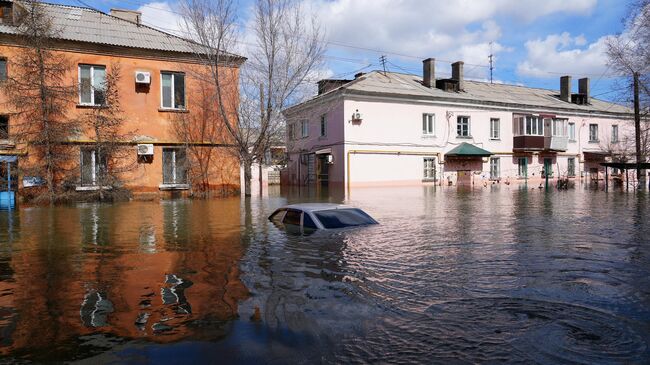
[0, 198, 249, 359]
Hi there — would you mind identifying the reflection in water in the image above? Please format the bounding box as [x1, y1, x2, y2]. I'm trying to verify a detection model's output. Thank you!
[0, 188, 649, 363]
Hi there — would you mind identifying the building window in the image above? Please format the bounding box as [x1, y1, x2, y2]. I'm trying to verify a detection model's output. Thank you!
[518, 157, 528, 178]
[457, 116, 470, 137]
[79, 65, 106, 105]
[423, 157, 436, 181]
[589, 124, 599, 142]
[162, 148, 188, 185]
[490, 157, 500, 180]
[513, 115, 543, 136]
[320, 115, 327, 137]
[301, 120, 309, 138]
[0, 58, 6, 81]
[611, 125, 619, 143]
[422, 113, 435, 135]
[0, 115, 7, 139]
[161, 72, 186, 110]
[490, 118, 500, 139]
[288, 123, 295, 140]
[0, 3, 13, 25]
[568, 157, 576, 177]
[568, 122, 576, 141]
[80, 148, 107, 186]
[552, 118, 568, 137]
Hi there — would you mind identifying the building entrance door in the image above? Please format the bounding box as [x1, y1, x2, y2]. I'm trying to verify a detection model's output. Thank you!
[457, 170, 472, 186]
[316, 154, 329, 187]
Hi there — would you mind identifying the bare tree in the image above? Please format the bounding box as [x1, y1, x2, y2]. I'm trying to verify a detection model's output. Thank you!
[3, 0, 76, 203]
[607, 0, 650, 187]
[75, 63, 135, 201]
[179, 0, 325, 196]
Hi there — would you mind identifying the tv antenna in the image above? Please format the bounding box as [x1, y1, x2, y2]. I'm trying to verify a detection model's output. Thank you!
[489, 42, 494, 84]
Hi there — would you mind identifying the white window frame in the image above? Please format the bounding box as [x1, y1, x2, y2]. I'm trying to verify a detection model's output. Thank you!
[552, 118, 568, 137]
[589, 124, 599, 142]
[160, 72, 186, 110]
[490, 157, 500, 180]
[78, 64, 106, 106]
[490, 118, 500, 140]
[611, 125, 619, 143]
[567, 157, 576, 177]
[80, 148, 106, 186]
[162, 148, 188, 185]
[422, 113, 435, 136]
[301, 120, 309, 138]
[568, 122, 576, 141]
[320, 115, 327, 137]
[518, 157, 528, 178]
[423, 157, 436, 181]
[457, 116, 470, 137]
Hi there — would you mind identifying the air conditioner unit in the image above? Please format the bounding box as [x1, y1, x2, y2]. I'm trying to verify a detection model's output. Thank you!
[135, 71, 151, 84]
[137, 144, 154, 155]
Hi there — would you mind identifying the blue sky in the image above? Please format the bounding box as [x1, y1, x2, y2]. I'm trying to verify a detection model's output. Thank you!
[52, 0, 635, 102]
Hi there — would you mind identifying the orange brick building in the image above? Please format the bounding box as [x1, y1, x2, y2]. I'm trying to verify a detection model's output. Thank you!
[0, 2, 243, 200]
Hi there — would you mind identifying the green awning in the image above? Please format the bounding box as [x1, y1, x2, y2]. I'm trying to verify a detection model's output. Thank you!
[445, 143, 492, 157]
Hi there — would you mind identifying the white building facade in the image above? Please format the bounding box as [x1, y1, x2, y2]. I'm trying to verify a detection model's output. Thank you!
[282, 60, 634, 188]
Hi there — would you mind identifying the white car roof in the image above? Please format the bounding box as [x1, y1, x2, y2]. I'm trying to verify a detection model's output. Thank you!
[281, 203, 353, 213]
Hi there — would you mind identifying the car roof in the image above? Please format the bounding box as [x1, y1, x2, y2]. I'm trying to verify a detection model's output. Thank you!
[281, 203, 353, 213]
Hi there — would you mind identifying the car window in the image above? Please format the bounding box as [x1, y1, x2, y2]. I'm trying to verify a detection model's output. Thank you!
[283, 209, 302, 226]
[269, 209, 286, 223]
[303, 213, 318, 229]
[313, 208, 377, 229]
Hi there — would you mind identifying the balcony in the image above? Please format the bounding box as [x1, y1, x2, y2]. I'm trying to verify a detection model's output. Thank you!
[513, 135, 544, 151]
[545, 136, 568, 151]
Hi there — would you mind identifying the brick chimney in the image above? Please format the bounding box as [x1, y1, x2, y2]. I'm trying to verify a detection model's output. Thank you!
[422, 58, 435, 88]
[451, 61, 464, 91]
[578, 77, 590, 104]
[560, 75, 571, 102]
[110, 9, 142, 25]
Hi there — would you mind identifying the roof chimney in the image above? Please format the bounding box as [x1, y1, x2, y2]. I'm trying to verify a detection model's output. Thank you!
[578, 77, 590, 104]
[423, 58, 435, 88]
[110, 9, 142, 25]
[451, 61, 464, 91]
[560, 75, 571, 102]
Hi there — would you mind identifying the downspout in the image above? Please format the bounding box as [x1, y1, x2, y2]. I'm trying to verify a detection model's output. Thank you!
[346, 150, 442, 189]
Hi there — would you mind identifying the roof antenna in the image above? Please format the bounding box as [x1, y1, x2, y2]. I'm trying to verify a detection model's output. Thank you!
[489, 42, 494, 84]
[379, 55, 388, 75]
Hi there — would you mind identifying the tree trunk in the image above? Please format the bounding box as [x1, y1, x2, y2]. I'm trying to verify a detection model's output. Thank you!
[633, 73, 646, 190]
[243, 159, 252, 197]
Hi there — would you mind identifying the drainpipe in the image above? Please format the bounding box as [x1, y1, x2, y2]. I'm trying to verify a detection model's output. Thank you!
[346, 150, 442, 189]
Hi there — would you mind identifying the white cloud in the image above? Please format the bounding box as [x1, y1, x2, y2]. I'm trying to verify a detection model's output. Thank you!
[137, 2, 183, 36]
[517, 32, 612, 78]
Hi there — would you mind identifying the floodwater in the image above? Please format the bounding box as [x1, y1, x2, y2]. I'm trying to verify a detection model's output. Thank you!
[0, 185, 649, 364]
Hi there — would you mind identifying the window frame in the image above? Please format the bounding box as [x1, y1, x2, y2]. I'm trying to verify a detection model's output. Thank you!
[0, 115, 8, 139]
[490, 118, 500, 140]
[301, 120, 309, 138]
[589, 124, 599, 142]
[422, 113, 435, 136]
[611, 125, 619, 143]
[456, 116, 471, 137]
[320, 114, 327, 137]
[0, 57, 7, 81]
[567, 157, 576, 177]
[489, 157, 500, 180]
[80, 148, 107, 187]
[518, 157, 528, 178]
[78, 64, 107, 106]
[423, 157, 436, 181]
[568, 122, 576, 141]
[552, 118, 568, 137]
[162, 147, 188, 185]
[160, 71, 187, 110]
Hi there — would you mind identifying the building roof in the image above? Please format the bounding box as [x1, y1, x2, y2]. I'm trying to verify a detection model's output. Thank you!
[0, 1, 241, 59]
[445, 142, 492, 157]
[285, 70, 632, 117]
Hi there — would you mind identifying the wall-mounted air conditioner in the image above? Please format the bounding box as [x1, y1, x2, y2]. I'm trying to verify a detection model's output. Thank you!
[137, 144, 154, 155]
[135, 71, 151, 84]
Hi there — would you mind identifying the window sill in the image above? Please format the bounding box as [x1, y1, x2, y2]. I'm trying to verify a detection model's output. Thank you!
[456, 136, 473, 139]
[422, 179, 438, 183]
[159, 184, 189, 190]
[0, 139, 15, 149]
[318, 135, 327, 140]
[588, 140, 600, 143]
[569, 139, 577, 143]
[76, 104, 108, 109]
[421, 135, 436, 139]
[489, 138, 501, 141]
[76, 185, 112, 191]
[158, 108, 189, 113]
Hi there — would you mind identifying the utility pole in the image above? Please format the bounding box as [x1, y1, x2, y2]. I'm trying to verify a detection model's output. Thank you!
[379, 55, 387, 75]
[489, 42, 494, 84]
[633, 72, 645, 190]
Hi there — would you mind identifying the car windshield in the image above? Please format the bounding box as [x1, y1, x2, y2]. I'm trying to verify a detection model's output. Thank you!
[313, 208, 376, 229]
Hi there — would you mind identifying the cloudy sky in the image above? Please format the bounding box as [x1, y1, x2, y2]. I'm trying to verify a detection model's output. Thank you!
[55, 0, 634, 102]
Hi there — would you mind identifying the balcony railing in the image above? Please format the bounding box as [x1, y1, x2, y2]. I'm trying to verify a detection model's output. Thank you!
[546, 136, 568, 151]
[513, 135, 568, 152]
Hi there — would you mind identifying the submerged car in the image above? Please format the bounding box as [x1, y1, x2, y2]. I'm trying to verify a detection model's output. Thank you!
[269, 203, 378, 230]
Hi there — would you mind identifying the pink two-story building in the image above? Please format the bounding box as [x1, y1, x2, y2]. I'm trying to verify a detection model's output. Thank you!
[282, 58, 634, 188]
